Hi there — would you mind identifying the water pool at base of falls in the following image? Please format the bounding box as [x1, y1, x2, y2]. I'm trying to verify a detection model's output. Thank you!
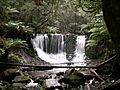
[31, 34, 86, 66]
[25, 34, 89, 90]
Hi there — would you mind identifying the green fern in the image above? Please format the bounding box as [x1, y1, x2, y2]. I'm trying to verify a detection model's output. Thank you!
[86, 40, 97, 47]
[8, 53, 21, 63]
[84, 12, 113, 59]
[0, 48, 5, 57]
[3, 38, 28, 50]
[88, 27, 99, 33]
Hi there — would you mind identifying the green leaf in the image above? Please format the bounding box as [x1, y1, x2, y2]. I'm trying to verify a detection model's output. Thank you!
[86, 40, 97, 47]
[7, 7, 19, 13]
[88, 27, 99, 33]
[3, 38, 28, 50]
[0, 48, 5, 57]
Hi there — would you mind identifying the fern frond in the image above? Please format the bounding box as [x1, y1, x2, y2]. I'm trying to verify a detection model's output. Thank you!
[3, 38, 28, 50]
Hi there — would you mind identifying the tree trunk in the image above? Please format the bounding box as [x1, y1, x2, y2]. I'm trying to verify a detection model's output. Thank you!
[102, 0, 120, 76]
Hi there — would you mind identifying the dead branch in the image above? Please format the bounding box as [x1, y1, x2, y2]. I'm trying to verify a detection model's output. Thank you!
[97, 55, 116, 67]
[90, 68, 105, 82]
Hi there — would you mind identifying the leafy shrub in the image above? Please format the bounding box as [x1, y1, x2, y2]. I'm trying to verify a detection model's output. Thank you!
[82, 13, 114, 59]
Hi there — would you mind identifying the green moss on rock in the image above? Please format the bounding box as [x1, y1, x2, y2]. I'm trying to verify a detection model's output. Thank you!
[59, 69, 86, 87]
[12, 75, 30, 83]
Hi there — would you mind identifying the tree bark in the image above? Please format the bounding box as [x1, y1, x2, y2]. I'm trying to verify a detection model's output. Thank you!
[102, 0, 120, 76]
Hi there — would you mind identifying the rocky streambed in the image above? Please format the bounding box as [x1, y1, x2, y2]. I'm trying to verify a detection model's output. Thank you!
[0, 60, 120, 90]
[0, 49, 119, 90]
[0, 64, 106, 90]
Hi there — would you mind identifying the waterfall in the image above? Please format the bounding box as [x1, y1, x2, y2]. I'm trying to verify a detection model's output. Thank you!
[31, 34, 67, 63]
[49, 34, 64, 54]
[31, 34, 64, 54]
[75, 36, 85, 54]
[72, 36, 86, 64]
[31, 34, 86, 64]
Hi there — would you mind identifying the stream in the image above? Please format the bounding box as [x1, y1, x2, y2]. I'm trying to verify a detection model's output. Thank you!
[25, 34, 89, 90]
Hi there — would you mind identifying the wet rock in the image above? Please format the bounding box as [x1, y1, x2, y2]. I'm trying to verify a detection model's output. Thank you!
[9, 83, 27, 90]
[18, 50, 49, 65]
[66, 35, 76, 61]
[12, 75, 30, 83]
[34, 78, 44, 85]
[43, 79, 63, 90]
[79, 68, 96, 79]
[64, 68, 75, 76]
[27, 71, 51, 80]
[56, 72, 64, 76]
[0, 68, 20, 83]
[59, 69, 86, 87]
[8, 79, 40, 90]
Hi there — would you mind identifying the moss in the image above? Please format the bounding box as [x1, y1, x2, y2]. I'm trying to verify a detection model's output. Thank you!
[0, 68, 20, 83]
[0, 68, 31, 83]
[6, 83, 27, 90]
[63, 69, 86, 87]
[12, 75, 30, 83]
[8, 53, 21, 63]
[3, 69, 19, 77]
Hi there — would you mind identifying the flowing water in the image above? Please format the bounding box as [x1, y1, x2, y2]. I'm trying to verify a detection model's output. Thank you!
[29, 34, 87, 89]
[31, 34, 86, 66]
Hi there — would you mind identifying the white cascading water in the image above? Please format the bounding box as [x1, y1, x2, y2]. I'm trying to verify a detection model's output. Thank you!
[72, 35, 86, 66]
[31, 34, 86, 65]
[31, 34, 67, 63]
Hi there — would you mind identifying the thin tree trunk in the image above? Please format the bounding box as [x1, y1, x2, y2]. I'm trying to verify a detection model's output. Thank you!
[102, 0, 120, 76]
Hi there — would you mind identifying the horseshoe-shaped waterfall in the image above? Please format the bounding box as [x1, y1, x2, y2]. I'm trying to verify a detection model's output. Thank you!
[31, 34, 86, 66]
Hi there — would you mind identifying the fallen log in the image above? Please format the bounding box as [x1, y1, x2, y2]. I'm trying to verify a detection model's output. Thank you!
[0, 55, 116, 69]
[0, 62, 97, 68]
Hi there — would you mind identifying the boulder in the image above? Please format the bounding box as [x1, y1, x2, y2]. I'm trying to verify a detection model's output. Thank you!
[12, 75, 30, 83]
[59, 69, 86, 87]
[0, 68, 20, 83]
